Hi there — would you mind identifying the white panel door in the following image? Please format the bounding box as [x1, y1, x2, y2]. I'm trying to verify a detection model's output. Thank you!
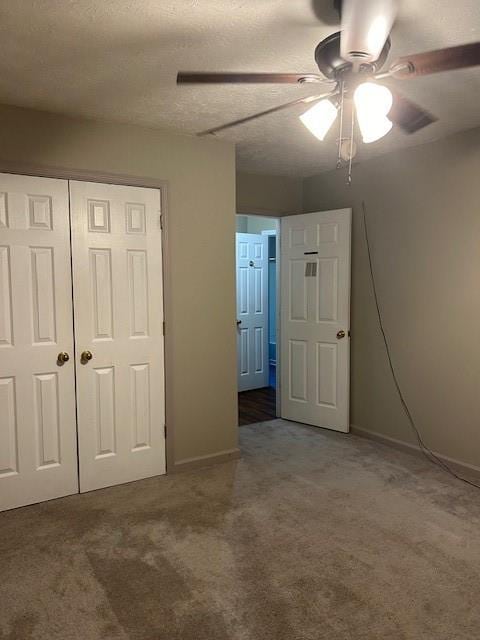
[70, 181, 165, 492]
[280, 209, 351, 432]
[0, 173, 78, 511]
[236, 233, 269, 391]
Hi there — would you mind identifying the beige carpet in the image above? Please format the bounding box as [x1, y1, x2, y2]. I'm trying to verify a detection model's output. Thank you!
[1, 419, 480, 640]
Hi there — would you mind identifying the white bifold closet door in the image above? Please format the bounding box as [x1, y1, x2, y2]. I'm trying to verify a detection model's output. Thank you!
[0, 173, 165, 511]
[70, 181, 166, 493]
[0, 173, 78, 511]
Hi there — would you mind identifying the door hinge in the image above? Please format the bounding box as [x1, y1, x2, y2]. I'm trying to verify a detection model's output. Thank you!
[159, 213, 163, 230]
[162, 321, 165, 335]
[164, 424, 167, 439]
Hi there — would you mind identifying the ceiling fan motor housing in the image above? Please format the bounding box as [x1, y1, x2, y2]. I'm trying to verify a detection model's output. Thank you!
[315, 31, 391, 80]
[337, 0, 397, 64]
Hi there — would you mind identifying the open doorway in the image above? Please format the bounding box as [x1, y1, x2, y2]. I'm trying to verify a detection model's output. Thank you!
[236, 214, 279, 425]
[236, 208, 352, 432]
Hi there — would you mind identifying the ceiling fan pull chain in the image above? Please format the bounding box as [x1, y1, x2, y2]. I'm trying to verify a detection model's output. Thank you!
[336, 81, 345, 170]
[347, 104, 355, 186]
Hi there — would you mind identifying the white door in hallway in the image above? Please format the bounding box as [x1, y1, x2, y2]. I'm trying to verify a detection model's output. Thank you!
[280, 209, 351, 432]
[0, 173, 78, 511]
[70, 181, 165, 492]
[236, 233, 269, 391]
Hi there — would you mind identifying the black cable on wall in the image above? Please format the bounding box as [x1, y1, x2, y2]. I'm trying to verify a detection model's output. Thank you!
[362, 200, 480, 489]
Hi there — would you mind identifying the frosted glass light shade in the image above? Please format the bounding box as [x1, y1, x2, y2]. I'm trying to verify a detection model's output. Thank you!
[299, 100, 338, 141]
[354, 82, 393, 143]
[358, 116, 392, 143]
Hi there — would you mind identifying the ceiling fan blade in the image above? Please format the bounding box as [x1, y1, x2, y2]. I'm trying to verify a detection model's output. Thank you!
[340, 0, 398, 65]
[391, 42, 480, 79]
[197, 90, 338, 136]
[388, 91, 438, 134]
[177, 72, 328, 84]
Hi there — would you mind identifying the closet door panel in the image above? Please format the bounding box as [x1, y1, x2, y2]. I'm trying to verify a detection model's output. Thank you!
[0, 173, 78, 512]
[70, 181, 165, 492]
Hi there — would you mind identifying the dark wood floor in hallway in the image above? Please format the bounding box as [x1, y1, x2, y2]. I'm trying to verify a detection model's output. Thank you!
[238, 386, 276, 426]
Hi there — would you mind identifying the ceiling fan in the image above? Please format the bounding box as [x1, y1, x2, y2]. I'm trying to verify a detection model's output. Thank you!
[177, 0, 480, 178]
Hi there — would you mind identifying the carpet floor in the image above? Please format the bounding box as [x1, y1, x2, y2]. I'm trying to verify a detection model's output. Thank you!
[1, 419, 480, 640]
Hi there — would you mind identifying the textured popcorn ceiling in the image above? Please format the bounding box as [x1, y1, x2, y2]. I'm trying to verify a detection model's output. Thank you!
[0, 0, 479, 176]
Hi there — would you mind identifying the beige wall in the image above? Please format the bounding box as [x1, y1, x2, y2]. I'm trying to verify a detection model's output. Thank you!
[303, 127, 480, 468]
[4, 101, 479, 472]
[236, 171, 302, 215]
[0, 104, 238, 468]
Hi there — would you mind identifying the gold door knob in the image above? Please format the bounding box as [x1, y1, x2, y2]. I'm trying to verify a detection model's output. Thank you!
[336, 330, 346, 339]
[81, 350, 93, 364]
[57, 352, 70, 364]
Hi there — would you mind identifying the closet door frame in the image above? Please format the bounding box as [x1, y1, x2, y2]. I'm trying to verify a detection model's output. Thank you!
[0, 162, 174, 473]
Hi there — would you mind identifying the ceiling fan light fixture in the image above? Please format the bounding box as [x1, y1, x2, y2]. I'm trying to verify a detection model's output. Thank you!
[299, 99, 338, 141]
[358, 116, 392, 143]
[354, 82, 393, 143]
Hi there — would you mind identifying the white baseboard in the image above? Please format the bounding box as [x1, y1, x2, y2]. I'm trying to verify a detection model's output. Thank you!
[350, 424, 480, 481]
[173, 448, 241, 473]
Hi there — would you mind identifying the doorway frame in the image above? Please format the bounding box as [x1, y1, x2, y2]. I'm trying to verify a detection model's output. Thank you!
[0, 160, 174, 473]
[235, 213, 282, 417]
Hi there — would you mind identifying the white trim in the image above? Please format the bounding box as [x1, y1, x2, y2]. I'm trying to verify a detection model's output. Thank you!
[0, 162, 168, 192]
